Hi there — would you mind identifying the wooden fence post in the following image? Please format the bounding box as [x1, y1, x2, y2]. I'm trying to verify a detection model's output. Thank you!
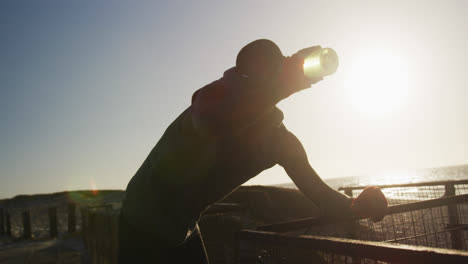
[110, 213, 120, 264]
[344, 188, 353, 198]
[89, 212, 99, 264]
[5, 210, 11, 236]
[0, 208, 4, 235]
[49, 207, 58, 238]
[68, 203, 76, 233]
[81, 208, 89, 247]
[22, 211, 31, 239]
[444, 183, 463, 249]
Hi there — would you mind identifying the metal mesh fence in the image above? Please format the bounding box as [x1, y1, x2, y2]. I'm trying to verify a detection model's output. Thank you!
[302, 202, 468, 250]
[236, 183, 468, 264]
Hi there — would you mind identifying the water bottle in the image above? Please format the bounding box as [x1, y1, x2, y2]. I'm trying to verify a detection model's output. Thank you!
[303, 48, 339, 79]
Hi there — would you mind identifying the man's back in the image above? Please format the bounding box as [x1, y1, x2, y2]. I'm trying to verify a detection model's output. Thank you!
[121, 75, 286, 246]
[122, 106, 214, 245]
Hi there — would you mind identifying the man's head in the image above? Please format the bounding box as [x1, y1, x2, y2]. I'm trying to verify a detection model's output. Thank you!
[236, 39, 284, 84]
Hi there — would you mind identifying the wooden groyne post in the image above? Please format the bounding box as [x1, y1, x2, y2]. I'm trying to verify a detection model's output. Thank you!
[68, 203, 76, 233]
[22, 211, 31, 239]
[5, 210, 11, 236]
[49, 207, 58, 238]
[0, 208, 4, 235]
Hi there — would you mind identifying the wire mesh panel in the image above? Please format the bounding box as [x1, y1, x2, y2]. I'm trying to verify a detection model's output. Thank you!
[303, 204, 468, 250]
[308, 194, 468, 250]
[236, 194, 468, 264]
[339, 180, 468, 206]
[457, 184, 468, 195]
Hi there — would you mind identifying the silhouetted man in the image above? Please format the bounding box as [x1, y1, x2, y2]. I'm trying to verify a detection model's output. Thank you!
[118, 39, 386, 263]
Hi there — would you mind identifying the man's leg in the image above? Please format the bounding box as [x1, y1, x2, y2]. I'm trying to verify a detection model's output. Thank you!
[175, 224, 210, 264]
[118, 213, 167, 263]
[119, 213, 209, 263]
[118, 212, 149, 263]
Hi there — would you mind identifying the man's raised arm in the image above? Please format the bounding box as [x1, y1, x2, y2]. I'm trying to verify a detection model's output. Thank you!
[276, 127, 353, 218]
[191, 54, 314, 137]
[277, 128, 388, 221]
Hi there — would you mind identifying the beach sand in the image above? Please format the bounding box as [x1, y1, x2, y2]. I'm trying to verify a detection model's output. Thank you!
[0, 235, 88, 264]
[0, 186, 318, 263]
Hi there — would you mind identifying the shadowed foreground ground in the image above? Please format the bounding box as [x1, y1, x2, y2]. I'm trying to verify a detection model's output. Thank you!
[0, 235, 89, 264]
[0, 185, 319, 263]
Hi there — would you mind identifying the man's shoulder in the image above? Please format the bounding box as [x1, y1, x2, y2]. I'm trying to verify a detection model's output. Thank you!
[191, 80, 226, 105]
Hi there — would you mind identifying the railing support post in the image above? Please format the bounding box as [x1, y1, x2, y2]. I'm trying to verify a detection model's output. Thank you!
[344, 188, 353, 198]
[444, 183, 463, 249]
[49, 207, 58, 238]
[22, 211, 31, 239]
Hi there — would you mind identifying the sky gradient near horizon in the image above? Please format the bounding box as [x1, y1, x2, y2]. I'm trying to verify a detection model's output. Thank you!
[1, 0, 467, 198]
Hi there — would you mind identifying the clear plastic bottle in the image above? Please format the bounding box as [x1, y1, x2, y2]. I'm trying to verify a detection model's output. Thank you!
[303, 48, 339, 79]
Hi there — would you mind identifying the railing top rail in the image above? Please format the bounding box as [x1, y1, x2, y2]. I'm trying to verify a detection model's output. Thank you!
[236, 230, 468, 264]
[252, 194, 468, 233]
[387, 193, 468, 214]
[338, 178, 468, 191]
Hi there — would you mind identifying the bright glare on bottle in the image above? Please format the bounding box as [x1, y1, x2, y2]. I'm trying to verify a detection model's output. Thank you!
[303, 48, 339, 79]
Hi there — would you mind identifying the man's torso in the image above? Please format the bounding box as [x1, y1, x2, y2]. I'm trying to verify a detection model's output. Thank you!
[122, 105, 285, 245]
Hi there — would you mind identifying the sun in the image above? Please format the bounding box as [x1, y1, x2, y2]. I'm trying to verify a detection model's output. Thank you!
[344, 50, 411, 117]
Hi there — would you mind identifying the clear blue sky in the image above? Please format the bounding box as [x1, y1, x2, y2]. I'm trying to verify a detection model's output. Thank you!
[1, 0, 467, 198]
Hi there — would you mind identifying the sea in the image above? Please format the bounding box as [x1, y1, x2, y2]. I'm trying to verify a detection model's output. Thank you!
[277, 164, 468, 197]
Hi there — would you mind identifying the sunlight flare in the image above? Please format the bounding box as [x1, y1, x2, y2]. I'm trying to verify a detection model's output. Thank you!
[344, 50, 411, 116]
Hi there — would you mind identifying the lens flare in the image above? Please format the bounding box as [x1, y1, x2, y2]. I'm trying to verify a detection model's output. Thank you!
[303, 48, 339, 79]
[304, 57, 320, 68]
[90, 179, 99, 195]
